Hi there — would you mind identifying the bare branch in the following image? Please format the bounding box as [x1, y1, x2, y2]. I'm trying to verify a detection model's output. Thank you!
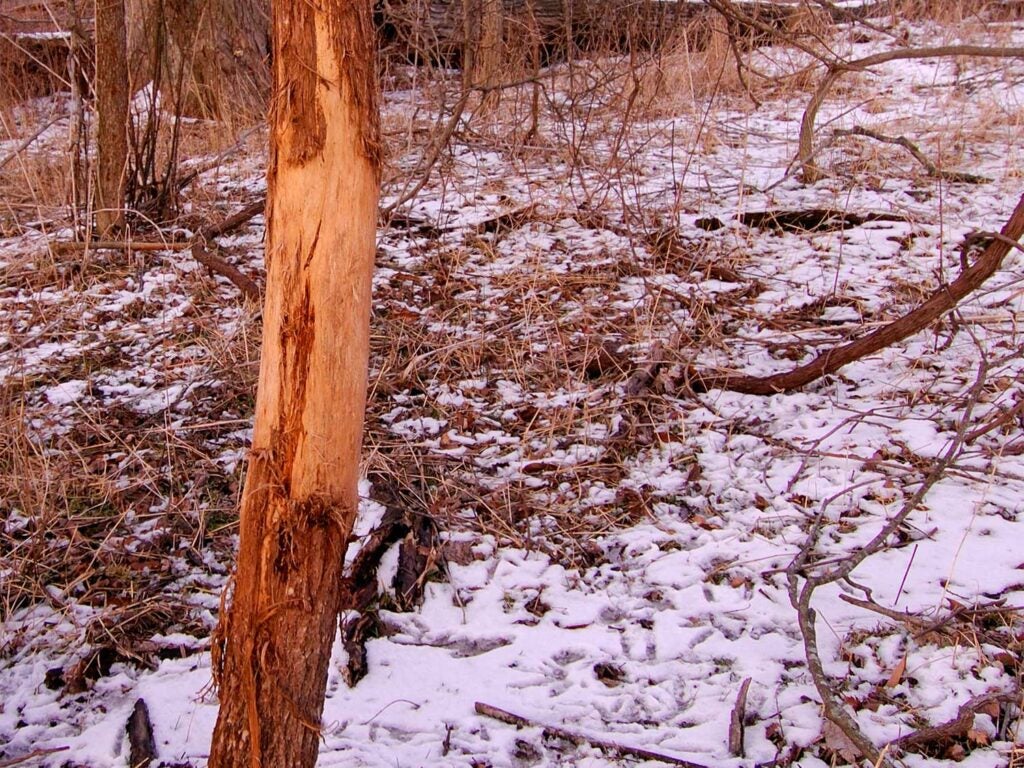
[797, 45, 1024, 182]
[688, 194, 1024, 395]
[833, 126, 990, 184]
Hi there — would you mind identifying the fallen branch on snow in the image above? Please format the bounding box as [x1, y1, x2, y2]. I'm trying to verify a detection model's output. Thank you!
[687, 193, 1024, 395]
[49, 199, 264, 302]
[475, 701, 712, 768]
[891, 692, 1017, 756]
[0, 747, 69, 768]
[796, 46, 1024, 183]
[833, 126, 990, 185]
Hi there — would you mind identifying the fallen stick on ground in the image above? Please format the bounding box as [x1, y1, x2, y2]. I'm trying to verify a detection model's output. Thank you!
[190, 243, 260, 301]
[0, 747, 69, 768]
[729, 678, 753, 757]
[50, 240, 191, 253]
[474, 701, 711, 768]
[834, 126, 990, 184]
[688, 193, 1024, 395]
[49, 199, 265, 301]
[890, 692, 1017, 755]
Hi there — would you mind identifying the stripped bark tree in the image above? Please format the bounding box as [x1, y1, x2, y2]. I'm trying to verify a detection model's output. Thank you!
[206, 0, 380, 762]
[94, 0, 129, 235]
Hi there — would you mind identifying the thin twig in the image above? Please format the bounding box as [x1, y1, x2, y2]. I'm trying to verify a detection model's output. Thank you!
[965, 397, 1024, 443]
[0, 116, 61, 172]
[48, 198, 266, 300]
[785, 348, 991, 768]
[382, 90, 472, 218]
[474, 702, 711, 768]
[175, 125, 263, 191]
[0, 747, 70, 768]
[837, 593, 930, 628]
[891, 693, 1017, 754]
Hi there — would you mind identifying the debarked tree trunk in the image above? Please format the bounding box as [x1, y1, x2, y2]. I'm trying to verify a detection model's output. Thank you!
[207, 0, 380, 763]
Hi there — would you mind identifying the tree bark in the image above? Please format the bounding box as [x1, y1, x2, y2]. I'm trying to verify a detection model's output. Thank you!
[94, 0, 129, 236]
[207, 0, 380, 763]
[128, 0, 271, 117]
[463, 0, 504, 99]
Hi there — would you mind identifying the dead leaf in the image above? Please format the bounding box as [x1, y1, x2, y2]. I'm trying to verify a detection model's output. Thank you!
[967, 728, 990, 746]
[944, 743, 966, 761]
[729, 574, 750, 589]
[885, 657, 907, 688]
[977, 699, 1001, 719]
[821, 720, 862, 763]
[691, 514, 720, 530]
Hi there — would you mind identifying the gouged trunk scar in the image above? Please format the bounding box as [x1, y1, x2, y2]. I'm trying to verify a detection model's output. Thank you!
[305, 221, 323, 270]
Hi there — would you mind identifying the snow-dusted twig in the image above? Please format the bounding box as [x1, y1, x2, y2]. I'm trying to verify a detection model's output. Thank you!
[474, 702, 712, 768]
[785, 347, 992, 768]
[0, 747, 69, 768]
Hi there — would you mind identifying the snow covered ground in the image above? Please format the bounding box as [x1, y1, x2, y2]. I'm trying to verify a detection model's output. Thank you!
[2, 13, 1024, 768]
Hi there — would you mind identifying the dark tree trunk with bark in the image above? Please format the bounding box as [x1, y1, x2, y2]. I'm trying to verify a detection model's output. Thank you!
[94, 0, 128, 235]
[128, 0, 270, 116]
[207, 0, 380, 764]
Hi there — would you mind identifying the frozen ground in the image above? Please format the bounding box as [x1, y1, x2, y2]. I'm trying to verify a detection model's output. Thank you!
[2, 14, 1024, 768]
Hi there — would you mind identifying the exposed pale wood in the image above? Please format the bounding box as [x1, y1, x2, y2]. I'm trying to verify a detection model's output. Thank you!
[207, 0, 380, 763]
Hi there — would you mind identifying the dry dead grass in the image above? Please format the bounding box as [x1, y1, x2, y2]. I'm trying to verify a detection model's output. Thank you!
[891, 0, 1021, 23]
[3, 2, 1023, 680]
